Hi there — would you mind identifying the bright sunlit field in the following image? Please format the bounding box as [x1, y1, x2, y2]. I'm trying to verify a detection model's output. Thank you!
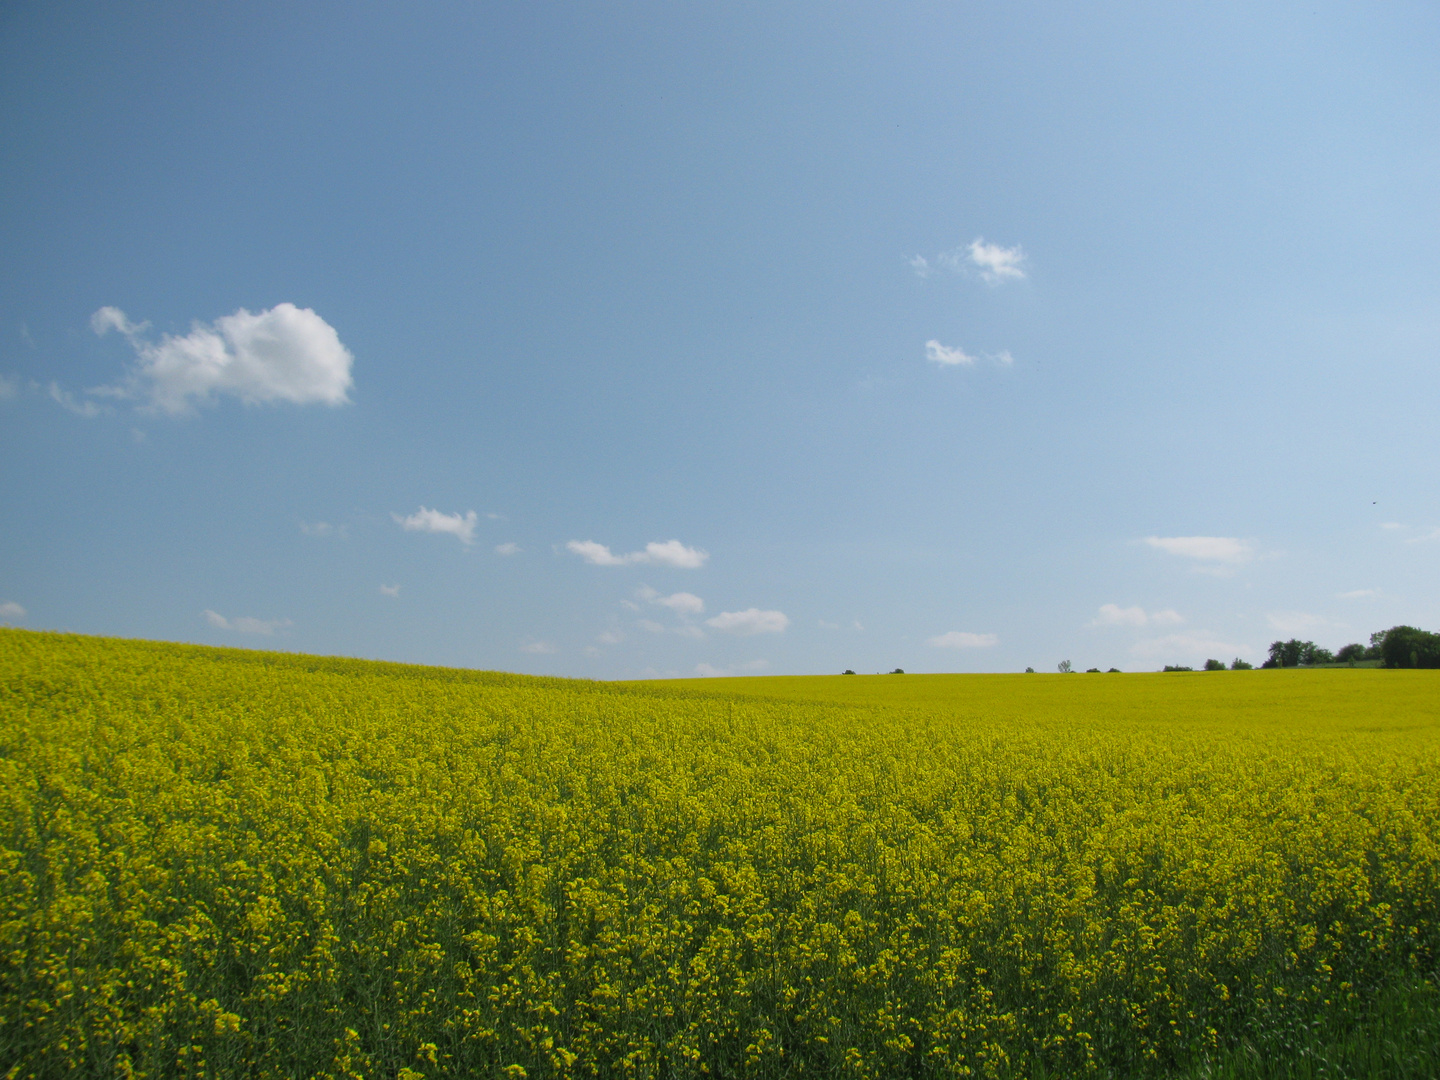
[4, 629, 1439, 1078]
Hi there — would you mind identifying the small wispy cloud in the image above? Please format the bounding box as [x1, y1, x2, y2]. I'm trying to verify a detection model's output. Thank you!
[1091, 604, 1184, 628]
[203, 609, 292, 635]
[1337, 589, 1377, 600]
[1405, 528, 1440, 544]
[1266, 611, 1339, 635]
[300, 521, 347, 539]
[91, 303, 353, 414]
[0, 374, 17, 400]
[706, 608, 789, 636]
[637, 586, 704, 614]
[1380, 522, 1404, 530]
[908, 255, 932, 278]
[597, 629, 625, 645]
[0, 601, 25, 620]
[695, 659, 770, 678]
[47, 381, 105, 417]
[1144, 536, 1254, 566]
[494, 542, 521, 556]
[638, 618, 667, 634]
[379, 584, 400, 597]
[567, 539, 709, 569]
[520, 640, 558, 654]
[926, 631, 998, 649]
[393, 507, 478, 545]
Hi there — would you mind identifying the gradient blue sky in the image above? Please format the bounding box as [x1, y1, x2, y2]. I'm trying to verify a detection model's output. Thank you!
[3, 2, 1438, 677]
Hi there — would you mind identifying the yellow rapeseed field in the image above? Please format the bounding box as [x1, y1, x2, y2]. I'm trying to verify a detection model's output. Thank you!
[3, 629, 1438, 1078]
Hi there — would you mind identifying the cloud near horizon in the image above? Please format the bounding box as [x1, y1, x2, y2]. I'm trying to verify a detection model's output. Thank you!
[0, 601, 25, 620]
[92, 303, 353, 414]
[567, 539, 709, 568]
[204, 609, 291, 635]
[926, 630, 998, 648]
[393, 507, 478, 545]
[1092, 604, 1184, 628]
[705, 608, 789, 635]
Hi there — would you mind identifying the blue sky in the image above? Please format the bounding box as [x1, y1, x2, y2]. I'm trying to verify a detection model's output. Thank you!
[3, 1, 1438, 677]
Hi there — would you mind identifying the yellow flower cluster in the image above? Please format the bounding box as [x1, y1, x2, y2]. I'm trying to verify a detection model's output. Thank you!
[3, 630, 1438, 1078]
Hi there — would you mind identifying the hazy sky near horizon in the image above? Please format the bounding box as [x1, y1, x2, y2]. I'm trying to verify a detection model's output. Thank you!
[3, 2, 1439, 677]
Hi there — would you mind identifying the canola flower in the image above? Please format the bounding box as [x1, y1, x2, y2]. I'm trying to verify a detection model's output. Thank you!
[2, 628, 1439, 1078]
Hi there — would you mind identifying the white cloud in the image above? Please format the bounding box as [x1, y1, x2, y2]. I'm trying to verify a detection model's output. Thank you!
[818, 619, 840, 629]
[597, 629, 625, 645]
[92, 303, 353, 414]
[1380, 522, 1404, 530]
[1265, 611, 1339, 635]
[300, 521, 347, 538]
[638, 619, 666, 634]
[1144, 536, 1254, 564]
[654, 591, 704, 614]
[0, 601, 25, 620]
[520, 640, 558, 654]
[1131, 633, 1251, 662]
[695, 663, 732, 678]
[706, 608, 789, 636]
[1406, 528, 1440, 544]
[567, 538, 708, 568]
[1337, 589, 1377, 599]
[1092, 604, 1184, 628]
[379, 584, 400, 597]
[203, 609, 291, 635]
[926, 340, 975, 366]
[48, 381, 105, 417]
[966, 238, 1027, 283]
[992, 350, 1015, 365]
[393, 507, 478, 545]
[908, 255, 932, 278]
[494, 542, 521, 556]
[673, 625, 706, 639]
[927, 631, 999, 649]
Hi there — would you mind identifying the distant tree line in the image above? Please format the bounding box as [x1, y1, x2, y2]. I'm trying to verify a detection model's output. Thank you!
[1261, 625, 1440, 670]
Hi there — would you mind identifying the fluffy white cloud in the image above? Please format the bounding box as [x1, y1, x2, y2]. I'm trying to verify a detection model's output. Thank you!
[649, 590, 704, 614]
[706, 608, 789, 635]
[494, 542, 521, 556]
[379, 584, 401, 597]
[966, 238, 1027, 283]
[926, 340, 975, 366]
[927, 631, 999, 649]
[0, 601, 25, 620]
[520, 640, 558, 654]
[1092, 604, 1184, 628]
[92, 303, 353, 414]
[393, 507, 478, 545]
[1144, 536, 1254, 564]
[203, 609, 291, 635]
[567, 539, 708, 568]
[1131, 633, 1250, 662]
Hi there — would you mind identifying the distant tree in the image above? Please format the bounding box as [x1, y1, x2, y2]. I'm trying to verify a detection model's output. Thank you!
[842, 669, 856, 675]
[1335, 644, 1365, 664]
[889, 668, 905, 675]
[1024, 666, 1035, 673]
[1230, 658, 1253, 670]
[1162, 664, 1194, 672]
[1264, 639, 1319, 668]
[1057, 660, 1072, 673]
[1373, 626, 1440, 669]
[1085, 667, 1100, 673]
[1107, 667, 1121, 673]
[1203, 658, 1225, 671]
